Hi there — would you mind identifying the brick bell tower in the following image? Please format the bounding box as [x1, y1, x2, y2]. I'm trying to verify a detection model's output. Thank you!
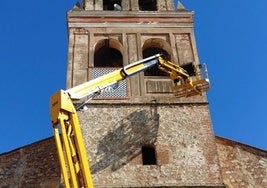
[66, 0, 224, 187]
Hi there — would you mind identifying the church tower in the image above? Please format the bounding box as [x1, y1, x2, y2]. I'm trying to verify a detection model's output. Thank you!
[66, 0, 224, 187]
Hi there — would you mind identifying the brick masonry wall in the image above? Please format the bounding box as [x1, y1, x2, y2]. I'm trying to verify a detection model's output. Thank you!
[79, 103, 224, 187]
[216, 136, 267, 188]
[0, 137, 61, 188]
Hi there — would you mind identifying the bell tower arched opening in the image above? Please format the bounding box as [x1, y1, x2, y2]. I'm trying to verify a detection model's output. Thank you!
[103, 0, 122, 11]
[142, 38, 172, 76]
[138, 0, 157, 11]
[94, 39, 123, 67]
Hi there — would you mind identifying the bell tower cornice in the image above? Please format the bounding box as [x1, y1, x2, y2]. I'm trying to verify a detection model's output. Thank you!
[67, 10, 194, 28]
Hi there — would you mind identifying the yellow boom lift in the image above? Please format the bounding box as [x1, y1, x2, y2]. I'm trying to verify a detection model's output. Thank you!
[50, 54, 210, 188]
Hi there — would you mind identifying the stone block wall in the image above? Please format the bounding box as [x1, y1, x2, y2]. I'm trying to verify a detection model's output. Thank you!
[78, 103, 223, 187]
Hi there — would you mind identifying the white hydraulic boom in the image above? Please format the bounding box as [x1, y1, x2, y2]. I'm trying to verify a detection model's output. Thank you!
[50, 54, 210, 188]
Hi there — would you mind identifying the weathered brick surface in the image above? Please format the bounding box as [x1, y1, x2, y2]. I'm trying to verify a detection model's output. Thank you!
[0, 137, 61, 188]
[216, 136, 267, 188]
[79, 103, 223, 187]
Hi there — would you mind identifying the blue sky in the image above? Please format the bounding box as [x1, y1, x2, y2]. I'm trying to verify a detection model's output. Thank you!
[0, 0, 266, 153]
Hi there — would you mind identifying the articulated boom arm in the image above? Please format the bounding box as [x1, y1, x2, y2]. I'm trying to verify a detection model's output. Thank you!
[50, 54, 210, 188]
[66, 54, 161, 100]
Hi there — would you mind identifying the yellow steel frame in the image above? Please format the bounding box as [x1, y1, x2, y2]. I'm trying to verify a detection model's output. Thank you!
[50, 90, 94, 188]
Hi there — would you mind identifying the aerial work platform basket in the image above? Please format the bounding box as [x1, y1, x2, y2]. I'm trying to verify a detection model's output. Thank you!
[173, 63, 210, 98]
[160, 60, 210, 98]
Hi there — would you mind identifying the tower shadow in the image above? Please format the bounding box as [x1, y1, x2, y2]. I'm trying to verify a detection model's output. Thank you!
[91, 103, 159, 174]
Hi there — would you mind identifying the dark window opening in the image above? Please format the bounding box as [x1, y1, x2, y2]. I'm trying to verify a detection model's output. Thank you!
[143, 47, 170, 76]
[94, 40, 123, 67]
[142, 145, 157, 165]
[181, 63, 196, 77]
[139, 0, 157, 11]
[103, 0, 121, 10]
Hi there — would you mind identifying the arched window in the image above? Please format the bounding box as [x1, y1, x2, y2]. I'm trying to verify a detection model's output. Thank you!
[93, 39, 127, 98]
[142, 145, 157, 165]
[139, 0, 157, 11]
[94, 39, 123, 67]
[143, 47, 170, 76]
[142, 38, 172, 76]
[103, 0, 122, 11]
